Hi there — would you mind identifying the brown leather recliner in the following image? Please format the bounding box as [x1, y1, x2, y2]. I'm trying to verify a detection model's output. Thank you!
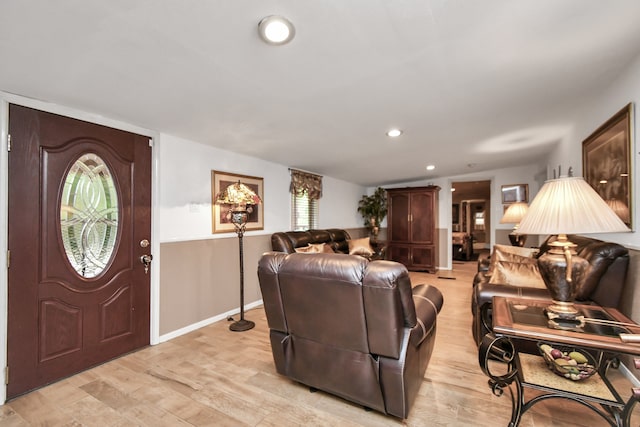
[258, 252, 444, 419]
[471, 235, 629, 345]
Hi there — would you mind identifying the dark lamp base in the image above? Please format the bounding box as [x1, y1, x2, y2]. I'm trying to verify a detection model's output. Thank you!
[545, 301, 579, 320]
[508, 233, 527, 247]
[229, 319, 255, 332]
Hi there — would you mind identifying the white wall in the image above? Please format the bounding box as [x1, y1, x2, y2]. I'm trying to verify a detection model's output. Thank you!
[158, 134, 367, 243]
[320, 175, 367, 229]
[546, 52, 640, 249]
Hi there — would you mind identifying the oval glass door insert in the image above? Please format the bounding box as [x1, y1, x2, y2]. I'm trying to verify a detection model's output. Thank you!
[60, 153, 119, 278]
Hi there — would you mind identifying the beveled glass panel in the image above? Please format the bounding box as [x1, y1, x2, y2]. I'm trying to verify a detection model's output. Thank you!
[60, 153, 119, 278]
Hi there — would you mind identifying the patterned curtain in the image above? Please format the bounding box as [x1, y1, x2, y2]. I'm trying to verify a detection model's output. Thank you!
[290, 169, 323, 200]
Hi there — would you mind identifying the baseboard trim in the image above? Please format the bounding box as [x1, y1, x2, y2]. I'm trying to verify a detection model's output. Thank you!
[619, 359, 640, 387]
[157, 299, 264, 343]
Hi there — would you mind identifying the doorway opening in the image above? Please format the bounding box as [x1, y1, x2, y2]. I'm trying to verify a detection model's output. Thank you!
[451, 180, 491, 259]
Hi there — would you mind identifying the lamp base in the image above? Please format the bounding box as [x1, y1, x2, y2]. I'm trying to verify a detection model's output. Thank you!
[536, 235, 588, 322]
[229, 319, 255, 332]
[545, 301, 579, 320]
[508, 233, 527, 247]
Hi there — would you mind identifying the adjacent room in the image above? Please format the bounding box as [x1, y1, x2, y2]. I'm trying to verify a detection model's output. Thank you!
[1, 1, 640, 425]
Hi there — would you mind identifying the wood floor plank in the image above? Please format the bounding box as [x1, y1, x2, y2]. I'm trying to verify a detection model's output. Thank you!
[4, 254, 637, 426]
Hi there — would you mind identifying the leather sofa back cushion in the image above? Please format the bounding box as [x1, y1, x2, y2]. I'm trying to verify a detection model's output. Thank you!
[488, 258, 547, 289]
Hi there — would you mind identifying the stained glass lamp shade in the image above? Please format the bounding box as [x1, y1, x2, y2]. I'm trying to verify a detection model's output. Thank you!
[215, 181, 262, 211]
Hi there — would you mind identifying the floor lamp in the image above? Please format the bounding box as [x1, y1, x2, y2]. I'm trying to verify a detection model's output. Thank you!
[215, 180, 262, 332]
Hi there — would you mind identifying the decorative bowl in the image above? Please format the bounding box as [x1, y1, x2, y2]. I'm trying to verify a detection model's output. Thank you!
[537, 342, 597, 381]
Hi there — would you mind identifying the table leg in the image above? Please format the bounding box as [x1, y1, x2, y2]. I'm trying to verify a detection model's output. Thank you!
[479, 334, 523, 425]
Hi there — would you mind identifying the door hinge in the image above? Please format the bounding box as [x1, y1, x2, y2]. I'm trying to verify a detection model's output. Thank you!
[6, 250, 9, 269]
[4, 366, 8, 385]
[148, 139, 153, 147]
[7, 134, 10, 152]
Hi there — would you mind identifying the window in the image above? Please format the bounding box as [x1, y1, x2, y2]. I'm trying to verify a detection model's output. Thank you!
[291, 192, 318, 231]
[289, 169, 322, 231]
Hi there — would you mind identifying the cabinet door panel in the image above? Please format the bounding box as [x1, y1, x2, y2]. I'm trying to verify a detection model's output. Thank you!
[389, 192, 410, 242]
[389, 245, 411, 267]
[410, 192, 434, 243]
[411, 246, 434, 270]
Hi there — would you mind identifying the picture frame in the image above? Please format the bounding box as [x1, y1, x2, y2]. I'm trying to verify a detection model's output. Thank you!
[211, 170, 264, 233]
[582, 103, 633, 229]
[501, 184, 528, 204]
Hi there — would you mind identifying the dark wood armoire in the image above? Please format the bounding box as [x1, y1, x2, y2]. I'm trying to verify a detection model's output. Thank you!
[386, 186, 440, 272]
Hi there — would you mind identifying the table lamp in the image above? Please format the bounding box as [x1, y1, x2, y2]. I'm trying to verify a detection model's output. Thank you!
[500, 202, 529, 246]
[215, 180, 262, 331]
[516, 170, 628, 319]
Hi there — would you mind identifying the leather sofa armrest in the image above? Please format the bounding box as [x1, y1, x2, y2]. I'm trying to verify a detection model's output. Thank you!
[370, 239, 387, 260]
[477, 253, 491, 273]
[410, 284, 443, 347]
[271, 232, 295, 253]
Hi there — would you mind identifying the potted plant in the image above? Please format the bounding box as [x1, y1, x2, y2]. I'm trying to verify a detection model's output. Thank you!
[357, 187, 387, 239]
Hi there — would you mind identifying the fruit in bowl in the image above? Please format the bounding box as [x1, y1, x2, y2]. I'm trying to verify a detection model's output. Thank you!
[538, 343, 597, 381]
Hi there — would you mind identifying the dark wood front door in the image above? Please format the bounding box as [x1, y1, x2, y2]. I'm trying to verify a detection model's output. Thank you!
[7, 105, 152, 398]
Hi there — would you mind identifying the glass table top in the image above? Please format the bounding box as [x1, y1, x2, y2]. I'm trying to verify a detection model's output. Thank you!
[507, 301, 631, 337]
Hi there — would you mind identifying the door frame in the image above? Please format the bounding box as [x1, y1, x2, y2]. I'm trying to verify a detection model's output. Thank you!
[0, 92, 162, 404]
[448, 178, 495, 269]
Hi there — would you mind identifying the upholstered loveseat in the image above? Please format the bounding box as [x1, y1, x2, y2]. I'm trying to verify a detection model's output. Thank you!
[471, 235, 629, 345]
[271, 228, 386, 260]
[258, 252, 443, 418]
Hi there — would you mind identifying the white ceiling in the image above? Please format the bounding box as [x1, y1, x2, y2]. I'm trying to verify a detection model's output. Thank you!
[2, 0, 640, 186]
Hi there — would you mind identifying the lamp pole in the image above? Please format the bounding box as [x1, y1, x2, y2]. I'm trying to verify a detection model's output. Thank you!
[229, 210, 255, 332]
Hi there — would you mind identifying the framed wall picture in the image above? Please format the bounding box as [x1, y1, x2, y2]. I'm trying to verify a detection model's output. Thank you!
[501, 184, 528, 204]
[211, 170, 264, 233]
[582, 103, 633, 229]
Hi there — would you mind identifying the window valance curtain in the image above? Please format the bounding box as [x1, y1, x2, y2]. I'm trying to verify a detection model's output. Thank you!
[290, 169, 323, 200]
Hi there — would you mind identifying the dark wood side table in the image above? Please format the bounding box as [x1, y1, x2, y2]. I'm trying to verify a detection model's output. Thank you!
[479, 296, 640, 427]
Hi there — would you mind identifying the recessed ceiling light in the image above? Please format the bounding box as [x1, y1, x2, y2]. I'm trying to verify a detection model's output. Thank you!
[258, 16, 295, 45]
[387, 129, 402, 137]
[426, 165, 435, 171]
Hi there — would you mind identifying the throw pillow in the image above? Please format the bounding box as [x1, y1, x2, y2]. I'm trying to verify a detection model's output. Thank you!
[309, 242, 335, 253]
[489, 244, 539, 275]
[493, 244, 539, 259]
[295, 244, 320, 253]
[488, 259, 546, 289]
[320, 243, 336, 254]
[348, 237, 374, 257]
[295, 243, 335, 254]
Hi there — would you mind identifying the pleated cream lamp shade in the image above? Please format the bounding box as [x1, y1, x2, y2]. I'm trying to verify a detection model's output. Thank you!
[500, 202, 529, 246]
[500, 202, 529, 224]
[517, 177, 628, 235]
[516, 176, 628, 318]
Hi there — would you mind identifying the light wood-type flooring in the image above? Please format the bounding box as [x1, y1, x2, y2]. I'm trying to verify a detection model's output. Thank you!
[2, 256, 637, 426]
